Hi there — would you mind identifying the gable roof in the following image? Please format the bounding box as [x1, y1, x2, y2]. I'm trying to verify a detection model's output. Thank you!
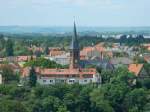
[111, 57, 133, 65]
[144, 56, 150, 63]
[128, 64, 144, 76]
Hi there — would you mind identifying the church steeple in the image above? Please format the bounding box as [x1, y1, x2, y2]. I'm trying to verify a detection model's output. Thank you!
[69, 21, 80, 69]
[70, 21, 79, 50]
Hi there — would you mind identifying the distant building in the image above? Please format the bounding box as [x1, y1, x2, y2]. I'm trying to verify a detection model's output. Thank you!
[128, 64, 149, 79]
[45, 53, 70, 65]
[3, 56, 36, 63]
[21, 22, 100, 85]
[111, 57, 133, 68]
[144, 56, 150, 64]
[49, 49, 65, 57]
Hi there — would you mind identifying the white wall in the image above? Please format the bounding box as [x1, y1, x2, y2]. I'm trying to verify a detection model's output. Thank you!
[0, 74, 2, 84]
[37, 76, 100, 85]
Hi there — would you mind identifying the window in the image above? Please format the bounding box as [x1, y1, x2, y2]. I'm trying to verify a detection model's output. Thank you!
[84, 80, 87, 82]
[69, 80, 74, 82]
[43, 80, 46, 83]
[50, 80, 53, 83]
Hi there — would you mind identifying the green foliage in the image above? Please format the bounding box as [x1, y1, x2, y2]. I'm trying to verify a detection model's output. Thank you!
[124, 88, 149, 111]
[144, 63, 150, 75]
[0, 100, 27, 112]
[5, 39, 14, 56]
[44, 46, 49, 55]
[90, 67, 149, 112]
[24, 58, 68, 69]
[0, 65, 19, 84]
[0, 64, 150, 112]
[29, 67, 37, 87]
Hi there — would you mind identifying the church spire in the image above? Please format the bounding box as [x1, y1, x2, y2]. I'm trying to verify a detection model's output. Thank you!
[69, 21, 80, 69]
[74, 21, 77, 38]
[70, 21, 79, 50]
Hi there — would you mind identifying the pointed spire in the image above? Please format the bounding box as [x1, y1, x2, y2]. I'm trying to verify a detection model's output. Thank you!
[74, 21, 77, 38]
[70, 21, 79, 50]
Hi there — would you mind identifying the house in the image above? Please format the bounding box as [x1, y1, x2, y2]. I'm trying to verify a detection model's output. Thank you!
[21, 67, 100, 85]
[45, 53, 70, 65]
[143, 44, 150, 51]
[144, 56, 150, 64]
[21, 22, 100, 85]
[128, 64, 149, 79]
[49, 50, 65, 57]
[80, 44, 111, 60]
[16, 56, 36, 62]
[4, 56, 36, 63]
[0, 58, 4, 63]
[111, 57, 133, 68]
[80, 59, 114, 71]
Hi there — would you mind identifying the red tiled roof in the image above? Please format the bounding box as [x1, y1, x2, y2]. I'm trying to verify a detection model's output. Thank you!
[50, 50, 65, 56]
[81, 46, 105, 55]
[17, 56, 28, 62]
[128, 64, 144, 76]
[95, 43, 104, 48]
[16, 56, 36, 62]
[144, 56, 150, 62]
[21, 67, 96, 78]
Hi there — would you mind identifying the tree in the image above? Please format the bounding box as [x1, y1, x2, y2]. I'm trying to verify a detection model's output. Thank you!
[42, 96, 62, 112]
[100, 70, 113, 84]
[24, 58, 67, 69]
[144, 63, 150, 76]
[5, 39, 14, 56]
[0, 65, 19, 84]
[44, 46, 49, 55]
[57, 106, 68, 112]
[90, 88, 114, 112]
[29, 66, 37, 87]
[0, 100, 27, 112]
[124, 88, 148, 112]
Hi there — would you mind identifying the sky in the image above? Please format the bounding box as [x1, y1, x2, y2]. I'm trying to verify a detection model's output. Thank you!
[0, 0, 150, 27]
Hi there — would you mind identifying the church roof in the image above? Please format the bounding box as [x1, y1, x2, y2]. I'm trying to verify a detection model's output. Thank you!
[70, 22, 79, 50]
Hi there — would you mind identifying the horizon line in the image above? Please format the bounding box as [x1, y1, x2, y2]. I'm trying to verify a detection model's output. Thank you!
[0, 25, 150, 28]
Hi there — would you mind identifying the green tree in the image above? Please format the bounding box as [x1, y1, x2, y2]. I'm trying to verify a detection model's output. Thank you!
[90, 88, 114, 112]
[44, 46, 49, 55]
[29, 66, 37, 87]
[5, 39, 14, 56]
[57, 106, 68, 112]
[0, 65, 19, 84]
[0, 100, 27, 112]
[124, 88, 148, 112]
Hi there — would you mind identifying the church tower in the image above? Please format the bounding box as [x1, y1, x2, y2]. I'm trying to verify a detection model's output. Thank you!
[69, 21, 80, 69]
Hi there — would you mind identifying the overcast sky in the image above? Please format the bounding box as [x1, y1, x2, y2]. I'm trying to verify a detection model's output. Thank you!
[0, 0, 149, 26]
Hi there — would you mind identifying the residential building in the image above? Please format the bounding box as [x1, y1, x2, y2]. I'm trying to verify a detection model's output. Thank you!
[111, 57, 133, 68]
[128, 64, 149, 79]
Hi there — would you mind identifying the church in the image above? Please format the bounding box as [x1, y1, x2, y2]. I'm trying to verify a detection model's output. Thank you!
[22, 22, 100, 85]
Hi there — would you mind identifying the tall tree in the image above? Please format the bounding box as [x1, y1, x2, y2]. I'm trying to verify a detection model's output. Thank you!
[0, 65, 19, 84]
[5, 39, 14, 56]
[29, 66, 37, 87]
[44, 46, 49, 55]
